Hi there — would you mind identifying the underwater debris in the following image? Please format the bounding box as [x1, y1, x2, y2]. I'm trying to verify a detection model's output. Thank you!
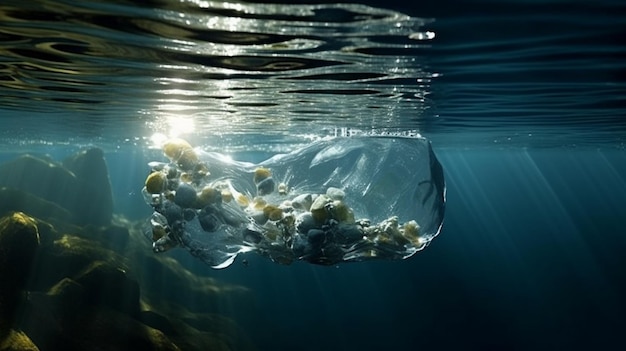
[142, 137, 445, 269]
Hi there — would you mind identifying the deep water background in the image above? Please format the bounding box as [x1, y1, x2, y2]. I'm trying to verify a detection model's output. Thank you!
[101, 146, 626, 350]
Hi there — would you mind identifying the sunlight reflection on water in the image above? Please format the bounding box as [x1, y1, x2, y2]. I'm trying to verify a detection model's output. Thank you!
[0, 0, 435, 143]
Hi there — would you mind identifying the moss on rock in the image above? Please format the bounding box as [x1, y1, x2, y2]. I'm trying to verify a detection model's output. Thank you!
[0, 212, 40, 320]
[0, 329, 39, 351]
[0, 208, 253, 351]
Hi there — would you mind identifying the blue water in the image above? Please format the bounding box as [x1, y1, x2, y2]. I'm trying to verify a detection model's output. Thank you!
[1, 0, 626, 350]
[105, 147, 626, 350]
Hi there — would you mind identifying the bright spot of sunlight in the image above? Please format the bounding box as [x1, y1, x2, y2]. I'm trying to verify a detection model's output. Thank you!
[167, 115, 195, 138]
[150, 132, 168, 148]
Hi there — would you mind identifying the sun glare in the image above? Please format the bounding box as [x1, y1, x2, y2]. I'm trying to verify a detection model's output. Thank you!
[148, 114, 196, 149]
[167, 115, 196, 137]
[149, 132, 168, 148]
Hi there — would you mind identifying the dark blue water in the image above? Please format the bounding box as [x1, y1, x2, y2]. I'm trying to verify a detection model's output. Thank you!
[1, 0, 626, 350]
[105, 147, 626, 350]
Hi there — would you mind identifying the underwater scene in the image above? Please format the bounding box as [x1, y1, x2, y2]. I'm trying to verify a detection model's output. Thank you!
[0, 0, 625, 350]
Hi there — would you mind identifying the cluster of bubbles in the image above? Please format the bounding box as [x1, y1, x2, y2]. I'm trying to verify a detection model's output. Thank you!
[143, 138, 428, 268]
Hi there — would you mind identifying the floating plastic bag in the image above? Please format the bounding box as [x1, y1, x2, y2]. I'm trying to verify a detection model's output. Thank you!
[143, 136, 445, 269]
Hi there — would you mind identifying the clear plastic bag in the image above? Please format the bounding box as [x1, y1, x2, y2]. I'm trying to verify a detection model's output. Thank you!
[143, 136, 445, 269]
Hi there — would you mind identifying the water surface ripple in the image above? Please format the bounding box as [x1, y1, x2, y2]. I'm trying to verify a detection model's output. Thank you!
[0, 0, 625, 149]
[0, 0, 435, 141]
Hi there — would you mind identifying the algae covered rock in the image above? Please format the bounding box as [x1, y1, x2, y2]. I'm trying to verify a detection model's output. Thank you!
[138, 307, 252, 351]
[27, 234, 125, 292]
[20, 304, 179, 351]
[0, 205, 252, 351]
[0, 329, 39, 351]
[20, 294, 179, 351]
[0, 212, 40, 291]
[20, 257, 172, 351]
[0, 212, 40, 336]
[71, 308, 180, 351]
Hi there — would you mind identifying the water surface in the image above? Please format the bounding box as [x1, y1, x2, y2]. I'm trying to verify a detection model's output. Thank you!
[1, 0, 624, 149]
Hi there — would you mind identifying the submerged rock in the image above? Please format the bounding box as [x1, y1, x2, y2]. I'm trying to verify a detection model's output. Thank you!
[27, 234, 126, 292]
[0, 212, 40, 333]
[0, 155, 74, 197]
[139, 311, 178, 336]
[0, 329, 39, 351]
[0, 212, 40, 293]
[0, 149, 114, 226]
[45, 278, 86, 318]
[0, 155, 76, 214]
[62, 147, 114, 226]
[0, 187, 72, 224]
[173, 183, 197, 208]
[21, 301, 180, 351]
[74, 261, 141, 318]
[0, 208, 252, 351]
